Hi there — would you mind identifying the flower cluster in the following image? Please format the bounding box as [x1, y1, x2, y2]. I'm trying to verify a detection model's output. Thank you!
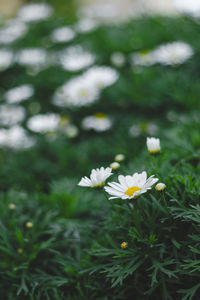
[78, 138, 164, 201]
[53, 66, 119, 107]
[131, 41, 194, 66]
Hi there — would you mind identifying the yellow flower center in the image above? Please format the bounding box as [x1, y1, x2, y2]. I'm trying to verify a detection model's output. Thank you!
[172, 55, 179, 61]
[94, 113, 106, 119]
[80, 90, 87, 97]
[59, 115, 69, 127]
[93, 181, 105, 188]
[140, 122, 148, 133]
[140, 50, 149, 55]
[125, 186, 141, 197]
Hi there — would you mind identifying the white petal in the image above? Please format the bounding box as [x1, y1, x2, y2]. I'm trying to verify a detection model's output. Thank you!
[108, 182, 125, 192]
[118, 175, 128, 188]
[78, 177, 91, 186]
[104, 186, 124, 197]
[125, 175, 134, 187]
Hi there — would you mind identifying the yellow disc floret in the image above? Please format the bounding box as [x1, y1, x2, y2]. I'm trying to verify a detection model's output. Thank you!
[93, 181, 105, 188]
[94, 113, 106, 119]
[80, 90, 87, 97]
[125, 186, 141, 197]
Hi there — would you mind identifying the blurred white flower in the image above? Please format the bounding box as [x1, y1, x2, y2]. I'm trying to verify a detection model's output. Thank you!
[0, 105, 25, 126]
[174, 0, 200, 18]
[105, 171, 158, 200]
[110, 162, 120, 170]
[27, 113, 60, 133]
[0, 20, 28, 45]
[146, 137, 161, 154]
[155, 183, 166, 191]
[60, 45, 95, 71]
[16, 48, 47, 67]
[82, 113, 112, 132]
[0, 126, 35, 149]
[131, 50, 157, 66]
[129, 125, 141, 137]
[129, 123, 158, 137]
[75, 18, 98, 33]
[0, 49, 14, 71]
[84, 66, 119, 88]
[153, 41, 194, 65]
[53, 76, 99, 107]
[51, 26, 76, 43]
[17, 3, 53, 23]
[110, 52, 126, 67]
[78, 167, 113, 188]
[115, 154, 125, 162]
[5, 84, 34, 104]
[79, 1, 134, 23]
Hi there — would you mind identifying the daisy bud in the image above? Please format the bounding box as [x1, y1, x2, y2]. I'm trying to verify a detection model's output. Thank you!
[121, 242, 128, 249]
[110, 162, 120, 170]
[17, 248, 23, 254]
[155, 183, 166, 191]
[26, 222, 33, 228]
[115, 154, 125, 162]
[65, 124, 79, 138]
[146, 137, 161, 154]
[110, 52, 125, 67]
[9, 203, 16, 210]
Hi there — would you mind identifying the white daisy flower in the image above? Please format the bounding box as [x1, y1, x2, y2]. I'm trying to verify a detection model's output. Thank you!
[5, 84, 34, 104]
[27, 113, 60, 133]
[153, 41, 194, 65]
[155, 183, 166, 191]
[0, 20, 28, 45]
[110, 52, 126, 67]
[17, 3, 53, 23]
[84, 66, 119, 89]
[110, 162, 120, 170]
[78, 167, 113, 188]
[129, 123, 158, 137]
[0, 49, 14, 71]
[104, 171, 158, 200]
[16, 48, 47, 67]
[82, 113, 112, 132]
[51, 26, 76, 43]
[75, 18, 98, 33]
[131, 50, 157, 66]
[0, 105, 25, 126]
[52, 76, 99, 107]
[146, 137, 161, 154]
[115, 154, 125, 162]
[0, 126, 35, 149]
[60, 45, 95, 72]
